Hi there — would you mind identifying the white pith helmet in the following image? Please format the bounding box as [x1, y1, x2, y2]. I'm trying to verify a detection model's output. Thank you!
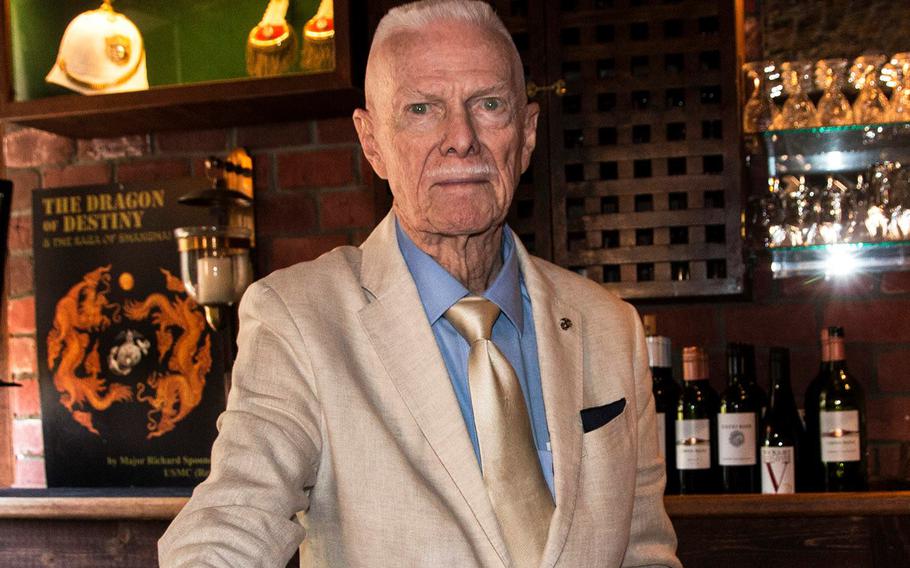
[46, 0, 148, 95]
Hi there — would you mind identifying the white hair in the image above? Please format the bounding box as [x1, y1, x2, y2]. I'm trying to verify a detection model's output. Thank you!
[366, 0, 525, 108]
[373, 0, 514, 50]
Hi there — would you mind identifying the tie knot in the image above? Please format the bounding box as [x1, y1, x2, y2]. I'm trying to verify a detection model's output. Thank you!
[444, 296, 501, 343]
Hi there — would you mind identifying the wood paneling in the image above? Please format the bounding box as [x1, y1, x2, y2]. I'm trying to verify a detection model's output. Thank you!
[676, 515, 910, 568]
[669, 492, 910, 568]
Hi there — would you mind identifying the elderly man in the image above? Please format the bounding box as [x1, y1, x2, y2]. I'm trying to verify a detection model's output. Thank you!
[159, 1, 680, 566]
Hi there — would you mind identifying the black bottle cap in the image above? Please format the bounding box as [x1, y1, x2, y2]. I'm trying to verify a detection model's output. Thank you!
[828, 326, 844, 338]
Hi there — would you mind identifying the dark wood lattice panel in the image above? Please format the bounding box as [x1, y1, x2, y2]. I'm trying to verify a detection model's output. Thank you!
[546, 0, 745, 298]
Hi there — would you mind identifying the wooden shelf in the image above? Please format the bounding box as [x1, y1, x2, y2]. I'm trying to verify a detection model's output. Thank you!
[666, 491, 910, 518]
[0, 0, 366, 137]
[1, 491, 906, 520]
[0, 496, 186, 520]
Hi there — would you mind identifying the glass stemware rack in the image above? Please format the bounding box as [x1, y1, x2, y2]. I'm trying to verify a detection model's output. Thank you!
[749, 121, 910, 278]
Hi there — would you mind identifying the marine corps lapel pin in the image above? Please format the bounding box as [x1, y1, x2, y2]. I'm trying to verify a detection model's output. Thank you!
[559, 317, 573, 330]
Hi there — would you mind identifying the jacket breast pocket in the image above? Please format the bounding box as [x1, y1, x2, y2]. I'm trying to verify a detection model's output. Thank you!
[580, 400, 630, 460]
[580, 398, 626, 433]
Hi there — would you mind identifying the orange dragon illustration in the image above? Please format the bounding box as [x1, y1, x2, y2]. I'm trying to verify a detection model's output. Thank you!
[128, 269, 212, 439]
[46, 265, 133, 434]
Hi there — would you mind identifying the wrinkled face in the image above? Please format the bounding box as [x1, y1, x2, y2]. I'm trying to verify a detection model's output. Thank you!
[355, 20, 538, 237]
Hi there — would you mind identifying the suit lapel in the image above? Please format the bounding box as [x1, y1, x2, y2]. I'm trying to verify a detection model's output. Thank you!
[357, 214, 510, 566]
[515, 238, 584, 568]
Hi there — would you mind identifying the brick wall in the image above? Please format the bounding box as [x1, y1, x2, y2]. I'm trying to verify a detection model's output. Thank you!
[0, 118, 375, 486]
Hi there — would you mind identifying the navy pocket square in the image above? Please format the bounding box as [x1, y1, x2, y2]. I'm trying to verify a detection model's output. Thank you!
[580, 398, 627, 433]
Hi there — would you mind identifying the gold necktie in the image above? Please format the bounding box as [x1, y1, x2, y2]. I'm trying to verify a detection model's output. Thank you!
[445, 296, 554, 568]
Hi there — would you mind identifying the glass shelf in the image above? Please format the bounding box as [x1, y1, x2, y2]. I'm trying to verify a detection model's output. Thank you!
[761, 121, 910, 175]
[769, 241, 910, 278]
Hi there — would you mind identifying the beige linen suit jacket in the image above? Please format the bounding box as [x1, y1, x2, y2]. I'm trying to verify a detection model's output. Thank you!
[158, 212, 681, 568]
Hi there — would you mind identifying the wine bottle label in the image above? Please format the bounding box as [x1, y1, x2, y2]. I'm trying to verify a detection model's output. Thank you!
[717, 412, 757, 466]
[675, 418, 711, 470]
[820, 410, 861, 462]
[761, 446, 795, 494]
[656, 412, 666, 458]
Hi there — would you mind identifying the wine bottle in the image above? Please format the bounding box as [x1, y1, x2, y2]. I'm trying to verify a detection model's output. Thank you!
[818, 327, 867, 491]
[761, 347, 804, 494]
[676, 346, 719, 494]
[803, 328, 829, 491]
[644, 316, 681, 495]
[718, 343, 761, 493]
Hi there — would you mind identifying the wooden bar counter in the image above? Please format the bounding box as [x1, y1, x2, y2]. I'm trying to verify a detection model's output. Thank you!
[667, 491, 910, 567]
[0, 490, 908, 567]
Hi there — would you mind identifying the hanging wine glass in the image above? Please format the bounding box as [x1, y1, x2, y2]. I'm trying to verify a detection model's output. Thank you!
[756, 177, 789, 247]
[844, 173, 871, 241]
[886, 162, 910, 239]
[865, 161, 896, 240]
[850, 54, 889, 124]
[742, 61, 776, 133]
[886, 52, 910, 122]
[770, 179, 792, 247]
[815, 58, 853, 126]
[801, 176, 826, 245]
[772, 60, 818, 130]
[779, 175, 807, 246]
[818, 175, 846, 244]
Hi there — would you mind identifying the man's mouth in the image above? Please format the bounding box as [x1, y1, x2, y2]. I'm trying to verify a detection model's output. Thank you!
[434, 176, 489, 185]
[427, 165, 494, 186]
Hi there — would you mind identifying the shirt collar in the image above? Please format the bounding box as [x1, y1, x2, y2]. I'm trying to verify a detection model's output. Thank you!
[395, 218, 524, 334]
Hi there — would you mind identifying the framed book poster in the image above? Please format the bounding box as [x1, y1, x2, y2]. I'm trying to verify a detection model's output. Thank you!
[32, 179, 228, 486]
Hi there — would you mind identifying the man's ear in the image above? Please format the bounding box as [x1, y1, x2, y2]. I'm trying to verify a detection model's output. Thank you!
[352, 108, 388, 180]
[519, 101, 540, 173]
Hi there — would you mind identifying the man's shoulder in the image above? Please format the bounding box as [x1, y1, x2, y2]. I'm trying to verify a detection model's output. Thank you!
[525, 253, 629, 312]
[255, 244, 365, 300]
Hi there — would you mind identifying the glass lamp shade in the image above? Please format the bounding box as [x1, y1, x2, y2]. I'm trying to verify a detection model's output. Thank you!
[174, 225, 253, 306]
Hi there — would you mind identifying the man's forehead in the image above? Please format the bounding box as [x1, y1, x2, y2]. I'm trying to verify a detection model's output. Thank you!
[387, 22, 506, 57]
[392, 80, 513, 100]
[366, 18, 520, 108]
[387, 30, 512, 75]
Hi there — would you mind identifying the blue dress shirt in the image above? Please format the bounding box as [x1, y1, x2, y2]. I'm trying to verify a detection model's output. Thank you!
[396, 221, 554, 496]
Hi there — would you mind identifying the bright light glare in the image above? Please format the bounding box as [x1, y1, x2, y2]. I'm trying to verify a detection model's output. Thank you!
[824, 246, 857, 278]
[822, 150, 845, 170]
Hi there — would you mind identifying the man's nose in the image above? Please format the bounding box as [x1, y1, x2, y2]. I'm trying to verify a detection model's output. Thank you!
[440, 107, 479, 157]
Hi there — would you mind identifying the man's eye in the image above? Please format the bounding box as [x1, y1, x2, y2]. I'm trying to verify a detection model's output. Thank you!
[482, 98, 502, 111]
[408, 103, 429, 115]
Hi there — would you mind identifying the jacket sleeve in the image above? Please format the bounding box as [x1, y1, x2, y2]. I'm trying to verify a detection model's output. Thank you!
[158, 280, 322, 567]
[621, 304, 683, 568]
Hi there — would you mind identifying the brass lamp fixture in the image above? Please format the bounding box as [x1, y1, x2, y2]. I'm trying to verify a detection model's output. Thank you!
[174, 225, 253, 328]
[174, 155, 254, 329]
